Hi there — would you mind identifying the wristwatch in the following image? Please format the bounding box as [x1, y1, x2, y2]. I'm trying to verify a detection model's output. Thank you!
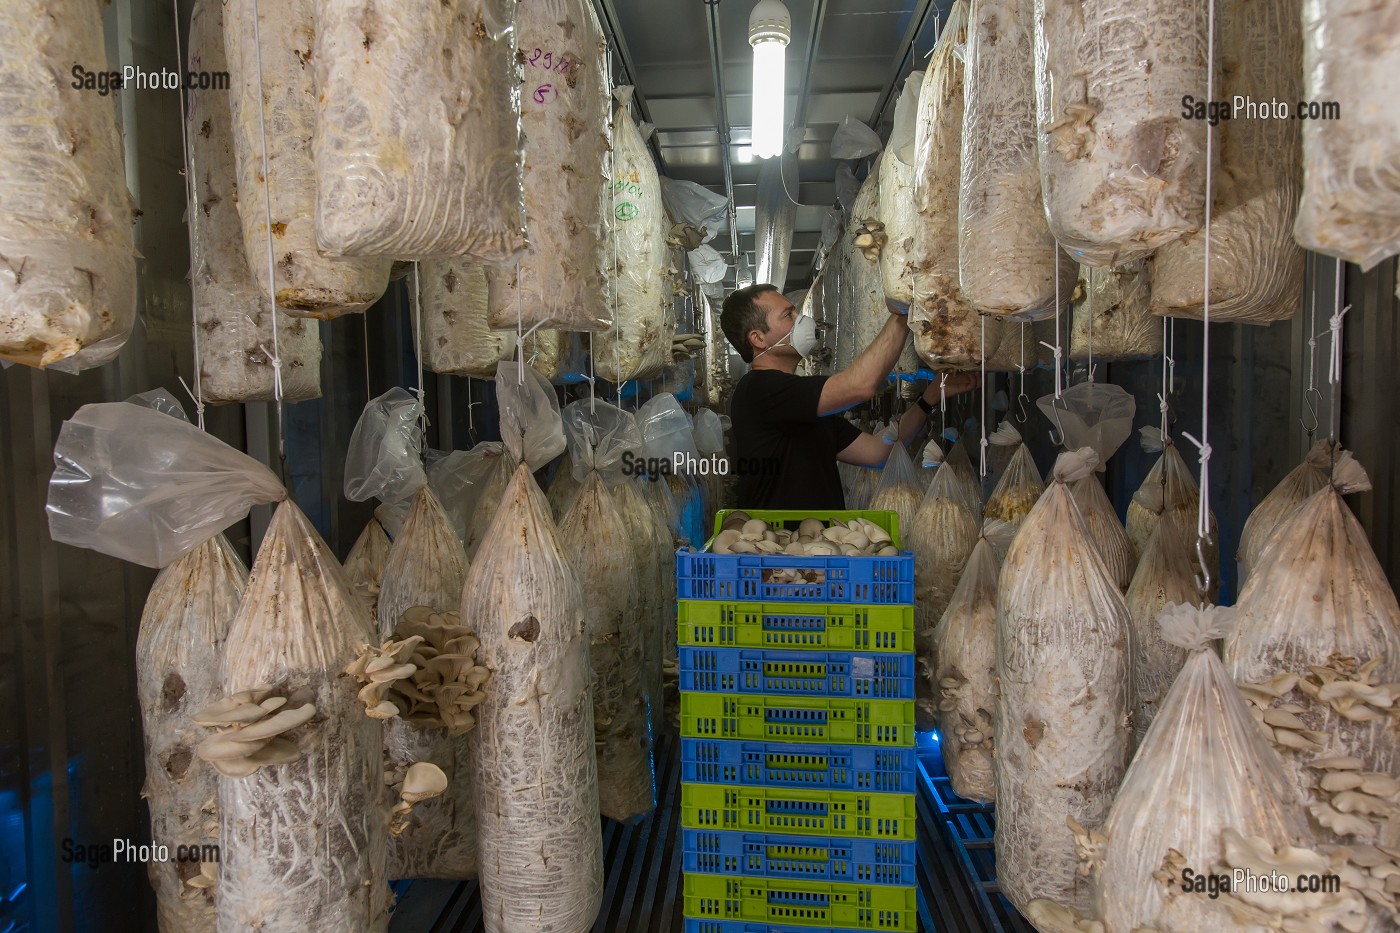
[915, 395, 935, 417]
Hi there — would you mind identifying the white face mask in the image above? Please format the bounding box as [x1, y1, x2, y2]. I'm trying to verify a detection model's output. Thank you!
[754, 313, 819, 361]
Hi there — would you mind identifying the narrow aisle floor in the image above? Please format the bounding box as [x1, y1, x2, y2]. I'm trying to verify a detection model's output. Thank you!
[389, 731, 1034, 932]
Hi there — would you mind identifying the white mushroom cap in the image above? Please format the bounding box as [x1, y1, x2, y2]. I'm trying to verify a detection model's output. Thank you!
[401, 762, 448, 803]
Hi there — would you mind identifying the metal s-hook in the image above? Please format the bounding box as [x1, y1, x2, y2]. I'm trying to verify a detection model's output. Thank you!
[1046, 394, 1070, 447]
[1194, 531, 1215, 599]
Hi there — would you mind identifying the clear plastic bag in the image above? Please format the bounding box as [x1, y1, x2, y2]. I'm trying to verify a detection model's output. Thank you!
[46, 403, 285, 568]
[418, 259, 516, 378]
[1036, 382, 1135, 470]
[1095, 605, 1307, 932]
[959, 0, 1074, 320]
[983, 425, 1043, 528]
[890, 70, 924, 166]
[687, 245, 728, 284]
[1293, 0, 1400, 269]
[1147, 0, 1304, 322]
[878, 147, 919, 306]
[562, 399, 643, 483]
[911, 1, 1005, 369]
[830, 114, 882, 160]
[124, 389, 190, 422]
[343, 388, 427, 503]
[484, 0, 609, 331]
[313, 0, 526, 261]
[637, 393, 699, 464]
[692, 409, 725, 455]
[596, 97, 672, 382]
[1035, 0, 1210, 266]
[870, 440, 923, 537]
[495, 361, 566, 470]
[659, 177, 729, 242]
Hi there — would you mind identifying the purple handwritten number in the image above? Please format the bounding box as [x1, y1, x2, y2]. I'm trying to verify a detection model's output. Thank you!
[530, 48, 542, 66]
[533, 83, 554, 105]
[542, 51, 552, 70]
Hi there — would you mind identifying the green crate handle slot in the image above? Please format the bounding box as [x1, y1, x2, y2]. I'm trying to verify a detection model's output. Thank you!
[683, 871, 918, 931]
[678, 600, 915, 654]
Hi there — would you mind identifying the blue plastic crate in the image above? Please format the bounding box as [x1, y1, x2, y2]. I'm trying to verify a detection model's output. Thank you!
[685, 922, 871, 933]
[679, 647, 916, 700]
[683, 829, 917, 886]
[681, 739, 918, 795]
[676, 550, 915, 605]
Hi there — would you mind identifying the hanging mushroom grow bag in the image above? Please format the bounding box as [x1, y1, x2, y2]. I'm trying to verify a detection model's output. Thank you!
[994, 449, 1132, 914]
[218, 501, 388, 931]
[0, 0, 136, 371]
[375, 486, 477, 880]
[188, 0, 320, 402]
[136, 535, 247, 931]
[486, 0, 610, 332]
[223, 0, 391, 317]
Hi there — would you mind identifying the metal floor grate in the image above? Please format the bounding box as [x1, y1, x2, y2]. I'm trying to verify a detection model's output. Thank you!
[390, 733, 1025, 932]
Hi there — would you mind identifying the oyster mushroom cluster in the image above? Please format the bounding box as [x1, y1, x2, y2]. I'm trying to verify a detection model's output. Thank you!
[190, 687, 317, 778]
[852, 219, 887, 261]
[344, 607, 491, 735]
[1237, 671, 1331, 754]
[385, 761, 449, 836]
[1318, 839, 1400, 922]
[1307, 755, 1400, 843]
[711, 513, 900, 558]
[938, 672, 993, 751]
[1214, 829, 1370, 932]
[671, 332, 706, 362]
[1299, 655, 1400, 724]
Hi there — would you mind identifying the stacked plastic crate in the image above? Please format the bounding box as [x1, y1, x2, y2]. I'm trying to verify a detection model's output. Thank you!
[676, 509, 919, 933]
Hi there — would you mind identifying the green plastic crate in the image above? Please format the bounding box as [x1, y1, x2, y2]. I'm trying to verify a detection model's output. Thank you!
[680, 693, 915, 748]
[682, 783, 916, 842]
[684, 873, 917, 931]
[677, 600, 915, 653]
[711, 509, 905, 550]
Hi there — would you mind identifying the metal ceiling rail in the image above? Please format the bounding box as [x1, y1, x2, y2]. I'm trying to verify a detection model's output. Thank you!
[790, 0, 829, 140]
[702, 0, 743, 262]
[591, 0, 668, 170]
[866, 0, 939, 130]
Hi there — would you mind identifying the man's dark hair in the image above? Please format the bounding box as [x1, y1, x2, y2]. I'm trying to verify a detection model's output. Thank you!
[720, 283, 780, 363]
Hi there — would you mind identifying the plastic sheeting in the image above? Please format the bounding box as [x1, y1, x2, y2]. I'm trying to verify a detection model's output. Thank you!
[595, 94, 672, 382]
[959, 0, 1073, 320]
[1293, 0, 1400, 269]
[343, 388, 427, 504]
[486, 0, 610, 332]
[46, 403, 286, 568]
[562, 399, 643, 483]
[0, 0, 136, 371]
[1034, 0, 1211, 266]
[1036, 382, 1135, 469]
[911, 2, 1005, 370]
[314, 0, 526, 261]
[188, 0, 320, 402]
[1149, 0, 1305, 322]
[890, 71, 923, 167]
[223, 0, 391, 318]
[830, 115, 882, 160]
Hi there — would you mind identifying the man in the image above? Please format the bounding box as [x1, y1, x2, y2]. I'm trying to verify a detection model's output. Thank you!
[720, 283, 978, 510]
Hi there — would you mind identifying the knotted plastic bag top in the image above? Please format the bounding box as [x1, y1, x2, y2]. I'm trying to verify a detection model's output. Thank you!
[47, 403, 286, 568]
[1037, 381, 1135, 470]
[495, 361, 566, 470]
[692, 409, 726, 455]
[562, 399, 643, 484]
[637, 393, 700, 464]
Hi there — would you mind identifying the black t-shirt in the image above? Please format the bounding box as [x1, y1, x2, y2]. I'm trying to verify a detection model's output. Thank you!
[727, 370, 862, 510]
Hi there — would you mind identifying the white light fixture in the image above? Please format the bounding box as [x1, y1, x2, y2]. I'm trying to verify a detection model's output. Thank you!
[748, 0, 791, 160]
[736, 254, 754, 289]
